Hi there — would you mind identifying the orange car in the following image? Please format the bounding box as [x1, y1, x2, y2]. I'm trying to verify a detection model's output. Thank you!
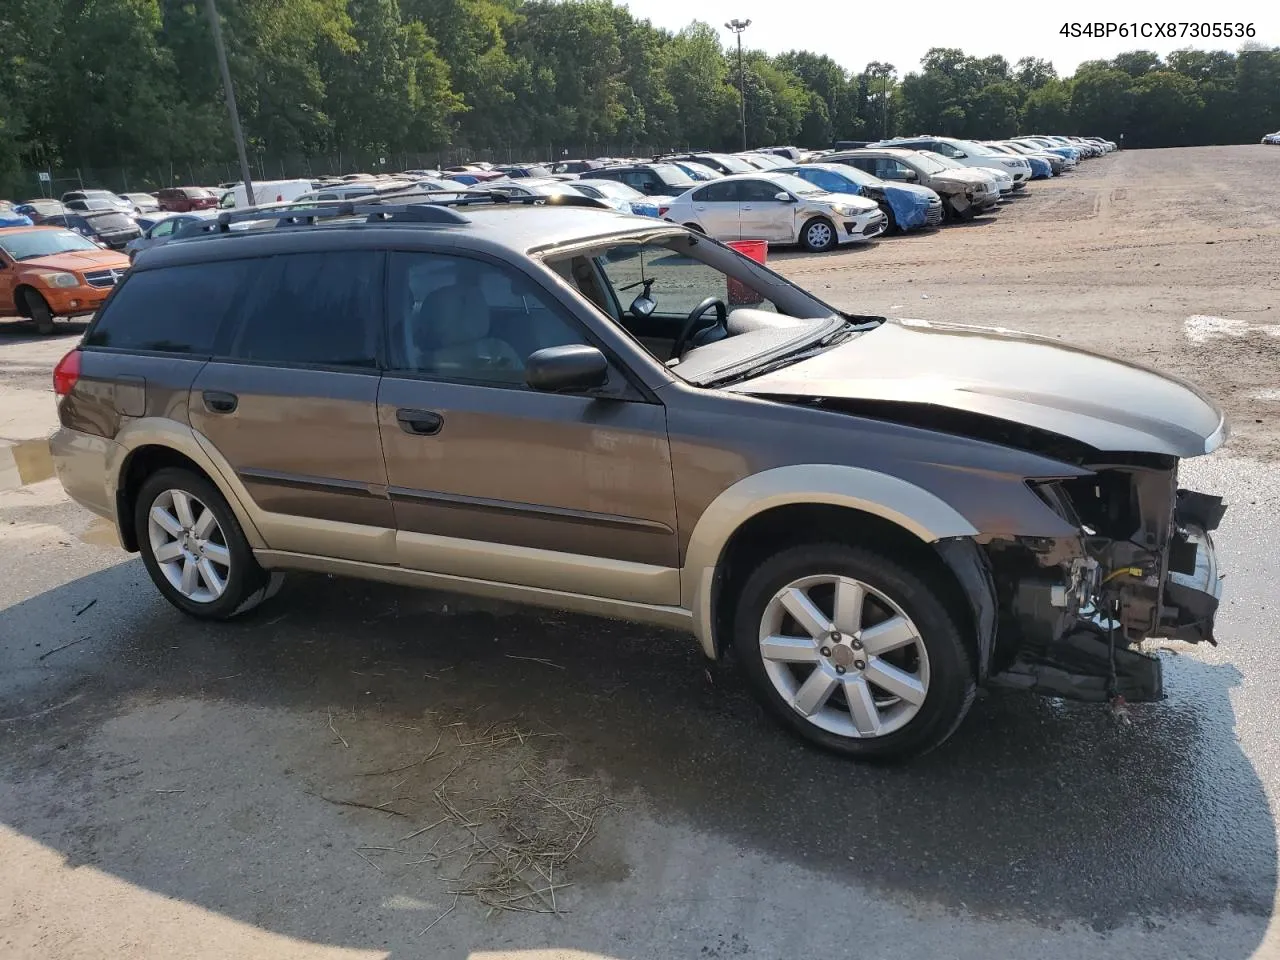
[0, 225, 132, 334]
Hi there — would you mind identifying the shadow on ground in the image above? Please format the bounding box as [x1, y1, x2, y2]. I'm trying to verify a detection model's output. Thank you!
[0, 317, 90, 345]
[0, 551, 1273, 958]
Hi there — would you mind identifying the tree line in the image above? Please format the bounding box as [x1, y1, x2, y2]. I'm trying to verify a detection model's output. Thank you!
[2, 0, 1278, 195]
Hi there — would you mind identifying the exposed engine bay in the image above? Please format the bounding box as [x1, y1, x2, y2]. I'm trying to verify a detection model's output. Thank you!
[982, 457, 1226, 703]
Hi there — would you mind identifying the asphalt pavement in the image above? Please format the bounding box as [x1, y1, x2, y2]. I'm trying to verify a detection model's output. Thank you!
[0, 326, 1277, 957]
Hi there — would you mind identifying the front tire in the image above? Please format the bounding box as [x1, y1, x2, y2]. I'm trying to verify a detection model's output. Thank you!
[23, 289, 55, 335]
[134, 467, 277, 620]
[732, 543, 975, 761]
[800, 217, 837, 252]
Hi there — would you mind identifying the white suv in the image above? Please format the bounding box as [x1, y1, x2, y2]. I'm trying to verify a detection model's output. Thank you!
[878, 137, 1031, 189]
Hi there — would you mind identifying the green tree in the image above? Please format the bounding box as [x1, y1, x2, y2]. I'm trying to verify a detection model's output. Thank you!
[1015, 56, 1056, 91]
[1069, 66, 1134, 139]
[660, 23, 735, 148]
[404, 0, 519, 147]
[1110, 50, 1162, 78]
[1126, 70, 1204, 146]
[775, 50, 856, 140]
[322, 0, 460, 156]
[1234, 47, 1280, 139]
[966, 82, 1022, 137]
[1022, 78, 1072, 133]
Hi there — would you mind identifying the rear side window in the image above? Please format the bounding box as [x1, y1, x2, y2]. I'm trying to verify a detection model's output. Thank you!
[694, 181, 738, 203]
[85, 260, 252, 353]
[227, 251, 382, 369]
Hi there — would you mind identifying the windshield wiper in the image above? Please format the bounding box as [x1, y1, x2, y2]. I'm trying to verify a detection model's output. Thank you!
[704, 323, 858, 388]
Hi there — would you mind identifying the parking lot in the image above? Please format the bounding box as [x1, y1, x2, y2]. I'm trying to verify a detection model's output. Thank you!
[2, 144, 1279, 959]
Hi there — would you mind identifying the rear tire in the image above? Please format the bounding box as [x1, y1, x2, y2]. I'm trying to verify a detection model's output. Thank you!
[134, 467, 278, 620]
[23, 289, 55, 335]
[732, 542, 975, 761]
[800, 217, 837, 252]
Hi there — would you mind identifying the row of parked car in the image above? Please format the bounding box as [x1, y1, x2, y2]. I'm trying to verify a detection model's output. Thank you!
[0, 133, 1113, 335]
[438, 134, 1116, 252]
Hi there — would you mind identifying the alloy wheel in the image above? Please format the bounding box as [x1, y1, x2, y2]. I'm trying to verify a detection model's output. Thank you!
[806, 221, 833, 249]
[758, 574, 930, 738]
[147, 489, 231, 603]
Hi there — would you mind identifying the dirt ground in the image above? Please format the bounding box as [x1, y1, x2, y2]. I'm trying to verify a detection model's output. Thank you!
[2, 146, 1280, 960]
[773, 144, 1280, 460]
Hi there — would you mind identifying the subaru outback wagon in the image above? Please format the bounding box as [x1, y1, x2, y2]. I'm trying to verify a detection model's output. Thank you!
[51, 197, 1227, 760]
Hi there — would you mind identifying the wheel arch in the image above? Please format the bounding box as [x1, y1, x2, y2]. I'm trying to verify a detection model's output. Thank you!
[13, 284, 42, 317]
[681, 465, 980, 661]
[109, 419, 266, 553]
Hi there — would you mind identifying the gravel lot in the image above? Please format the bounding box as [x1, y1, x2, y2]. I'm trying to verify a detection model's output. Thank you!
[2, 146, 1279, 959]
[773, 144, 1280, 462]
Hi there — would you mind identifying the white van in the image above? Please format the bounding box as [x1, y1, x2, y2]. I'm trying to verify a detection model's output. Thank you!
[218, 179, 315, 209]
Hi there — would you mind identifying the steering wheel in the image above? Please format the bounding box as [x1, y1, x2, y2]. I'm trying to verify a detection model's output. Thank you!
[671, 297, 728, 361]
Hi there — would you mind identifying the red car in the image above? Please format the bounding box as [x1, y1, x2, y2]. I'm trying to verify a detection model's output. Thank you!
[156, 186, 218, 212]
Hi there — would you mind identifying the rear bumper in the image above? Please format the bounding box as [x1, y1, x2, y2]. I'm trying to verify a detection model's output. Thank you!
[50, 426, 117, 523]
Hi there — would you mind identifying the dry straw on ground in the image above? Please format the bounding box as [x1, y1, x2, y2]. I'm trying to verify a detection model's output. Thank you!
[329, 714, 614, 927]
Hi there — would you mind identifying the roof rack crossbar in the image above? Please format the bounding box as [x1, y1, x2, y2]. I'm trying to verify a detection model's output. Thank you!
[171, 192, 612, 240]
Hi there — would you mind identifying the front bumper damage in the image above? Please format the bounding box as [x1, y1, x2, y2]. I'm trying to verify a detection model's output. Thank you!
[951, 463, 1226, 703]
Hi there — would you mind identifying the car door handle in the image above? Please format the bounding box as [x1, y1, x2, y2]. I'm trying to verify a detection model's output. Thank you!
[396, 408, 444, 436]
[202, 390, 238, 414]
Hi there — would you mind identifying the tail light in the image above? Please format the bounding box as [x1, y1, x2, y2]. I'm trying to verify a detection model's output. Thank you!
[53, 348, 81, 397]
[658, 206, 669, 216]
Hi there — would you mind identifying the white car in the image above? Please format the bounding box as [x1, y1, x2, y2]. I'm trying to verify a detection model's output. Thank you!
[1263, 132, 1280, 145]
[663, 172, 886, 252]
[218, 179, 318, 209]
[916, 151, 1011, 197]
[877, 137, 1031, 188]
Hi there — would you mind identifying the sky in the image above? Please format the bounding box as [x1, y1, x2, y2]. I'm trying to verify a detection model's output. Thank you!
[620, 0, 1276, 77]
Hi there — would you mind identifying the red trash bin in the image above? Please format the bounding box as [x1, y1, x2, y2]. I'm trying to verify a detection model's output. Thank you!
[725, 239, 768, 306]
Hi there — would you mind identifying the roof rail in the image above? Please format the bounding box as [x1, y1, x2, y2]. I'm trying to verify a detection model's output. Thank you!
[171, 191, 613, 240]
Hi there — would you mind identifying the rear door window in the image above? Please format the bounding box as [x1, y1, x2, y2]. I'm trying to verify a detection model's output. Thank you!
[227, 251, 383, 369]
[85, 260, 254, 354]
[739, 180, 784, 202]
[693, 181, 738, 203]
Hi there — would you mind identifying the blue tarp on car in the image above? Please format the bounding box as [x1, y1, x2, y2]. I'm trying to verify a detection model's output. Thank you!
[0, 213, 34, 227]
[1026, 156, 1053, 178]
[878, 183, 934, 230]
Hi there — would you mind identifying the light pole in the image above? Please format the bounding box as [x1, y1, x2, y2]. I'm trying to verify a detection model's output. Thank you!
[725, 19, 751, 151]
[866, 62, 895, 141]
[203, 0, 255, 205]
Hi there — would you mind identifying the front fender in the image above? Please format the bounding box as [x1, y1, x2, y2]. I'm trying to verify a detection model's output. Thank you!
[680, 464, 979, 658]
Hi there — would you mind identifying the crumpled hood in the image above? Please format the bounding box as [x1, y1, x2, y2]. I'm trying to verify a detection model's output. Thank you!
[934, 169, 994, 190]
[882, 182, 938, 202]
[724, 318, 1227, 458]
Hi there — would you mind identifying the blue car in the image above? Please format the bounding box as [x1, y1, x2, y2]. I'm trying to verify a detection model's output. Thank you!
[776, 163, 944, 232]
[570, 179, 674, 218]
[1015, 138, 1079, 162]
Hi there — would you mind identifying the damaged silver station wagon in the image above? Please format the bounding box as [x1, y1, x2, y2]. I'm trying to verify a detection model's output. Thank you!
[49, 198, 1227, 760]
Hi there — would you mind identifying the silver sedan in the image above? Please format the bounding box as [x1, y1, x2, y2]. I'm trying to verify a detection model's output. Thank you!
[662, 172, 885, 252]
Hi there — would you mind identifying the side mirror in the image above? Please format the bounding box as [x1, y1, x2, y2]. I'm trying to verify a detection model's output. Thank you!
[902, 170, 918, 181]
[526, 344, 609, 393]
[629, 294, 656, 318]
[774, 191, 795, 202]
